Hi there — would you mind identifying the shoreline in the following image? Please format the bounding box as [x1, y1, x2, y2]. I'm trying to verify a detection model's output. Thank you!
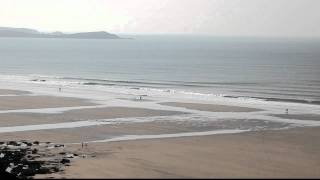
[0, 86, 319, 178]
[159, 102, 262, 112]
[1, 74, 320, 110]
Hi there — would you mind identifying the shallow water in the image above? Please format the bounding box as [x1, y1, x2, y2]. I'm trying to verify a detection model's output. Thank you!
[0, 36, 320, 104]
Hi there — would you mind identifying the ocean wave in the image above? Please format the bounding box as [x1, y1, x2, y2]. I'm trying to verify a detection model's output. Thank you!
[232, 90, 320, 99]
[62, 76, 268, 88]
[223, 95, 320, 105]
[1, 73, 319, 106]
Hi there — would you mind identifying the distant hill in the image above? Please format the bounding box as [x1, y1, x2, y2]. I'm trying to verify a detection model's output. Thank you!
[0, 27, 121, 39]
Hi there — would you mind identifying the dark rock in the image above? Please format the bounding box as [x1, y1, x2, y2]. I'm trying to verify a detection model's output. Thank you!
[21, 167, 37, 177]
[32, 149, 38, 154]
[1, 140, 73, 178]
[54, 144, 64, 148]
[60, 159, 70, 164]
[33, 141, 39, 145]
[38, 167, 51, 174]
[8, 141, 19, 146]
[22, 141, 32, 146]
[1, 171, 17, 179]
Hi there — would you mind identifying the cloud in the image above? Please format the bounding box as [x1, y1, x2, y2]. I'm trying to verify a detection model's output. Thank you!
[0, 0, 319, 37]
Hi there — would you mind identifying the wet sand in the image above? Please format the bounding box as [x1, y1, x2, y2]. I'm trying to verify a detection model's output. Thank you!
[271, 114, 320, 121]
[0, 119, 291, 143]
[0, 107, 183, 127]
[0, 95, 96, 110]
[0, 89, 319, 178]
[159, 102, 262, 112]
[54, 127, 320, 178]
[0, 122, 186, 143]
[0, 89, 31, 95]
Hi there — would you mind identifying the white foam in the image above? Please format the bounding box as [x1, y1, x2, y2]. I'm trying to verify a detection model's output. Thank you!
[89, 129, 249, 143]
[0, 105, 109, 114]
[0, 112, 319, 134]
[1, 73, 320, 136]
[0, 115, 178, 133]
[0, 95, 21, 97]
[0, 120, 111, 133]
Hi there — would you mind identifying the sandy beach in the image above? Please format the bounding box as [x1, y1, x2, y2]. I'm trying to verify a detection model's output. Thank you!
[0, 118, 291, 143]
[0, 89, 30, 95]
[0, 107, 183, 127]
[43, 127, 320, 178]
[0, 87, 319, 178]
[271, 114, 320, 121]
[159, 102, 262, 112]
[0, 95, 96, 110]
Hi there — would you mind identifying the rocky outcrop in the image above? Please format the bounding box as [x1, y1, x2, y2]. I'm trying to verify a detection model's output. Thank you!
[0, 140, 77, 179]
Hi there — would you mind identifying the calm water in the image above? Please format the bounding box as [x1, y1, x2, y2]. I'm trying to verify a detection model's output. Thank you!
[0, 35, 320, 103]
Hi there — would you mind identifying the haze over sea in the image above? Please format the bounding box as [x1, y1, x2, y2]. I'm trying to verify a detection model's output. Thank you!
[0, 35, 320, 104]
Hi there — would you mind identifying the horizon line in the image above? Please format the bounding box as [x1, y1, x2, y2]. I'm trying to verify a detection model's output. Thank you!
[1, 26, 320, 40]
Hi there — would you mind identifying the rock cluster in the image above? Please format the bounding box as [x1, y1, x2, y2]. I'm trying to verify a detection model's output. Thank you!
[0, 140, 77, 179]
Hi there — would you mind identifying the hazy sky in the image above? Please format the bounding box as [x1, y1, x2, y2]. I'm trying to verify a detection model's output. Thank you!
[0, 0, 319, 37]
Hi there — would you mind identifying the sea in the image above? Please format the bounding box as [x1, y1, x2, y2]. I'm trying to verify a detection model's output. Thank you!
[0, 35, 320, 104]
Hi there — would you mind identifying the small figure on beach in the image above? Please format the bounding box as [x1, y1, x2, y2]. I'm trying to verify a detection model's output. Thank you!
[59, 87, 62, 92]
[81, 142, 84, 149]
[136, 95, 143, 100]
[137, 95, 147, 101]
[286, 108, 289, 115]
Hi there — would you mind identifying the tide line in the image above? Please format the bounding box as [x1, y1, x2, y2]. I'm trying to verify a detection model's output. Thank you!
[0, 105, 108, 114]
[0, 115, 176, 133]
[87, 129, 250, 143]
[0, 120, 110, 133]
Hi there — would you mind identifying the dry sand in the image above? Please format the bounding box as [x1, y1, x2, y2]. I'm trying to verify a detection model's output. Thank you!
[50, 127, 320, 178]
[0, 107, 183, 127]
[160, 102, 262, 112]
[0, 95, 96, 110]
